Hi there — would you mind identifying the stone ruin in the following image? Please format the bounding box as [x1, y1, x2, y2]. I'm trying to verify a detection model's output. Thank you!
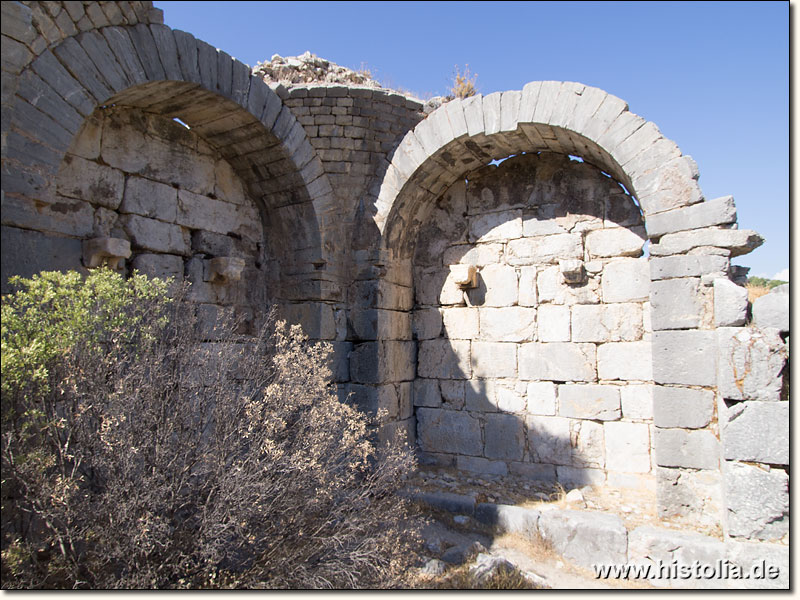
[1, 1, 788, 585]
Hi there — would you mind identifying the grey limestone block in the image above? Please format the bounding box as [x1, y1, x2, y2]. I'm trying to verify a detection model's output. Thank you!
[484, 413, 525, 461]
[654, 428, 718, 470]
[649, 228, 763, 258]
[650, 277, 704, 330]
[752, 288, 789, 332]
[646, 195, 737, 239]
[724, 461, 788, 541]
[652, 330, 716, 386]
[713, 278, 748, 327]
[416, 407, 482, 456]
[716, 327, 786, 401]
[558, 384, 620, 420]
[538, 509, 628, 568]
[650, 254, 729, 280]
[722, 401, 788, 465]
[653, 386, 714, 429]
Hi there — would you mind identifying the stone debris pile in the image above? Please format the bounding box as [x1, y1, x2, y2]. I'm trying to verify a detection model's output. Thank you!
[252, 50, 383, 88]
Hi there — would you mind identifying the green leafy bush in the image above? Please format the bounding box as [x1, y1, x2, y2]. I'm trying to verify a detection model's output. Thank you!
[1, 269, 417, 589]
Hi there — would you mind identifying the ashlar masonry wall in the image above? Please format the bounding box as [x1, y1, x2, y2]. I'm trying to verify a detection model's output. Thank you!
[411, 152, 656, 489]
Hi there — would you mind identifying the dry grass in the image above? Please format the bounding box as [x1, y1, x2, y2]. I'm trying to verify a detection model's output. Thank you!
[746, 283, 771, 303]
[451, 64, 477, 99]
[424, 563, 544, 589]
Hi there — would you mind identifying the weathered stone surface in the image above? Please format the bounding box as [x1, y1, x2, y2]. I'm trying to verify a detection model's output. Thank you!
[654, 428, 718, 470]
[585, 227, 645, 258]
[1, 226, 84, 294]
[417, 338, 471, 379]
[440, 379, 465, 409]
[570, 419, 605, 468]
[538, 510, 628, 568]
[713, 278, 748, 327]
[131, 253, 183, 281]
[1, 194, 94, 237]
[442, 307, 478, 339]
[417, 408, 482, 456]
[443, 242, 503, 267]
[413, 378, 441, 408]
[57, 154, 124, 209]
[649, 228, 763, 257]
[412, 307, 442, 340]
[121, 214, 190, 255]
[120, 176, 178, 222]
[723, 401, 788, 465]
[615, 384, 652, 421]
[597, 341, 652, 381]
[716, 327, 786, 401]
[479, 307, 536, 342]
[410, 490, 476, 515]
[558, 384, 620, 420]
[656, 466, 721, 523]
[495, 382, 527, 413]
[348, 308, 409, 341]
[650, 277, 705, 330]
[724, 462, 788, 541]
[604, 421, 650, 472]
[475, 263, 518, 306]
[526, 381, 557, 415]
[556, 465, 607, 487]
[519, 342, 596, 382]
[507, 233, 583, 265]
[537, 265, 601, 305]
[484, 413, 525, 461]
[649, 254, 729, 280]
[526, 415, 571, 465]
[601, 258, 650, 304]
[469, 210, 522, 242]
[752, 288, 789, 332]
[456, 455, 509, 476]
[279, 302, 336, 340]
[471, 342, 517, 378]
[645, 195, 737, 239]
[475, 503, 540, 537]
[653, 386, 714, 429]
[537, 304, 570, 342]
[572, 303, 643, 342]
[652, 330, 716, 386]
[347, 383, 401, 420]
[726, 540, 789, 589]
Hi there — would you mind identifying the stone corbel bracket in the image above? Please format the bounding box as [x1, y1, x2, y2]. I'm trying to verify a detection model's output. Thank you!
[450, 264, 478, 289]
[560, 259, 586, 284]
[82, 237, 131, 270]
[207, 257, 246, 284]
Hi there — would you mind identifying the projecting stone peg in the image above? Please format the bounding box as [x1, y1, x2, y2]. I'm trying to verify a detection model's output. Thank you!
[82, 237, 131, 270]
[450, 264, 478, 290]
[208, 257, 246, 284]
[559, 259, 586, 284]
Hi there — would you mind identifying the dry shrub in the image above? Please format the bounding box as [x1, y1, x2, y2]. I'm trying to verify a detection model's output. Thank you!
[423, 563, 543, 590]
[1, 270, 417, 589]
[746, 283, 771, 304]
[451, 64, 477, 99]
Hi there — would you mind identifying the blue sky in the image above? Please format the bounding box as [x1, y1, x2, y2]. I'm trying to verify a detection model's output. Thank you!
[155, 1, 789, 280]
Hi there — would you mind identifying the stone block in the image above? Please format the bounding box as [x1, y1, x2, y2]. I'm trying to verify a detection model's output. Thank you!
[412, 307, 442, 340]
[484, 413, 525, 461]
[471, 342, 517, 378]
[131, 253, 183, 281]
[716, 327, 786, 401]
[724, 462, 788, 541]
[726, 540, 789, 589]
[329, 341, 352, 383]
[570, 419, 605, 468]
[443, 243, 503, 266]
[442, 307, 479, 339]
[538, 510, 628, 568]
[597, 341, 652, 381]
[652, 330, 716, 386]
[558, 384, 620, 420]
[722, 401, 788, 464]
[469, 210, 522, 242]
[177, 190, 242, 235]
[413, 378, 441, 408]
[509, 461, 557, 481]
[417, 408, 482, 456]
[417, 338, 471, 379]
[348, 308, 409, 341]
[456, 456, 508, 476]
[653, 386, 714, 429]
[519, 342, 596, 382]
[537, 266, 601, 305]
[752, 289, 789, 332]
[57, 155, 124, 209]
[555, 466, 607, 487]
[645, 195, 737, 239]
[656, 467, 722, 523]
[649, 254, 729, 280]
[279, 302, 336, 340]
[525, 415, 571, 465]
[507, 233, 583, 265]
[518, 266, 538, 306]
[527, 381, 556, 415]
[473, 263, 518, 307]
[479, 307, 536, 342]
[121, 214, 190, 255]
[1, 195, 94, 238]
[713, 278, 748, 327]
[602, 258, 649, 302]
[649, 228, 763, 258]
[465, 379, 499, 412]
[409, 490, 476, 515]
[120, 176, 178, 222]
[605, 422, 650, 472]
[350, 340, 416, 384]
[1, 227, 85, 294]
[650, 277, 705, 330]
[440, 380, 465, 409]
[571, 303, 643, 342]
[585, 227, 646, 258]
[495, 383, 527, 413]
[654, 429, 718, 470]
[475, 504, 540, 537]
[620, 384, 653, 420]
[537, 304, 570, 342]
[379, 416, 415, 447]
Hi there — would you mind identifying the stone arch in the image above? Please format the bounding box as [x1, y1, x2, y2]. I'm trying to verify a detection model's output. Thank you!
[2, 22, 339, 296]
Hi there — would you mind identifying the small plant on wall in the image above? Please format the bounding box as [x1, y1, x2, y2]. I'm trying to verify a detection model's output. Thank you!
[451, 64, 478, 99]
